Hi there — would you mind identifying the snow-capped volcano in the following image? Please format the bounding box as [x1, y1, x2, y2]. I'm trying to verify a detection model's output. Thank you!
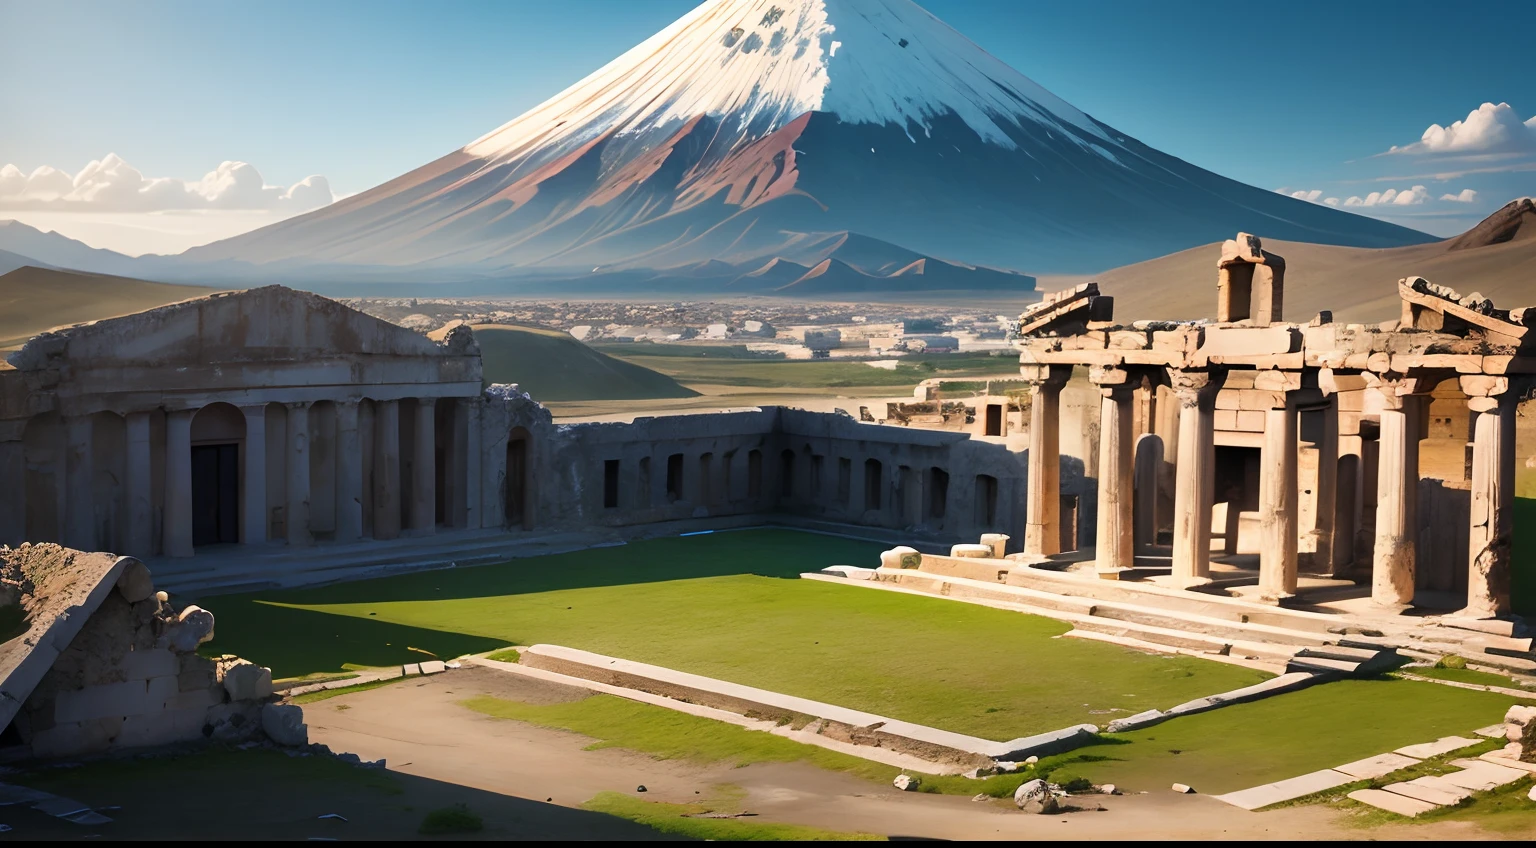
[185, 0, 1430, 290]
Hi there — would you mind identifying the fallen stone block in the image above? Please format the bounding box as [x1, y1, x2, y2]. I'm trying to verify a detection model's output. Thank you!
[1348, 788, 1437, 817]
[161, 605, 215, 652]
[1505, 704, 1536, 761]
[1171, 783, 1194, 794]
[1014, 779, 1058, 813]
[1106, 709, 1165, 733]
[893, 774, 919, 792]
[114, 558, 155, 604]
[950, 544, 993, 559]
[1383, 779, 1469, 806]
[419, 660, 447, 675]
[261, 703, 308, 747]
[223, 661, 274, 701]
[402, 663, 422, 676]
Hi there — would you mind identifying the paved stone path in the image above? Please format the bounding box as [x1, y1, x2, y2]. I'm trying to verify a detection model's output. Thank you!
[1214, 733, 1533, 815]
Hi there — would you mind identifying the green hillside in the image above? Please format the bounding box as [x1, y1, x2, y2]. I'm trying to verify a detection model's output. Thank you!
[474, 324, 699, 402]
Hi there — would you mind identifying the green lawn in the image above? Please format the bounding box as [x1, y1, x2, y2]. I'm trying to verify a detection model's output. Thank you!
[583, 791, 884, 841]
[1062, 679, 1528, 795]
[201, 529, 1267, 741]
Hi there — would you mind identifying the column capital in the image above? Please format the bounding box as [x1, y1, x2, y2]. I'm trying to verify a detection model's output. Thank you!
[416, 397, 438, 409]
[1019, 363, 1072, 389]
[1088, 365, 1136, 398]
[1167, 369, 1224, 406]
[285, 400, 312, 411]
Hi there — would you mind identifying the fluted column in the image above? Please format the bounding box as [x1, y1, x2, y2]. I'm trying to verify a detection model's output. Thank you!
[123, 412, 153, 557]
[464, 398, 483, 530]
[334, 400, 363, 541]
[163, 409, 195, 558]
[1464, 378, 1515, 619]
[285, 401, 312, 547]
[1314, 395, 1342, 574]
[1022, 364, 1070, 556]
[1169, 371, 1220, 586]
[1371, 387, 1419, 609]
[373, 400, 401, 540]
[1258, 398, 1299, 600]
[410, 398, 436, 535]
[62, 414, 94, 550]
[240, 404, 267, 545]
[0, 422, 25, 547]
[1092, 367, 1135, 578]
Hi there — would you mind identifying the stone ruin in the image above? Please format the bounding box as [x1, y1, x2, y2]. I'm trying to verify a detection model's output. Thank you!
[0, 543, 306, 760]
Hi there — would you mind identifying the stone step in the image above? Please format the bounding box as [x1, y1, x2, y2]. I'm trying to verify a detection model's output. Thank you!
[1294, 645, 1402, 676]
[1285, 656, 1360, 676]
[1380, 779, 1467, 806]
[1346, 788, 1438, 817]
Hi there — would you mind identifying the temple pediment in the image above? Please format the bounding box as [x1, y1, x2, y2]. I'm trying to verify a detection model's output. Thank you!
[6, 286, 460, 372]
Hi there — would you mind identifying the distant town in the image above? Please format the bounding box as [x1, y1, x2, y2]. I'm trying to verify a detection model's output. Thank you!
[345, 297, 1022, 359]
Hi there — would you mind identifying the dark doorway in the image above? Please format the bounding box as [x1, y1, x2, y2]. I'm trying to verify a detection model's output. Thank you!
[928, 467, 949, 520]
[864, 458, 883, 511]
[192, 443, 239, 546]
[779, 449, 796, 500]
[506, 434, 528, 528]
[985, 404, 1003, 436]
[603, 459, 620, 509]
[975, 474, 999, 526]
[666, 453, 685, 502]
[747, 450, 763, 499]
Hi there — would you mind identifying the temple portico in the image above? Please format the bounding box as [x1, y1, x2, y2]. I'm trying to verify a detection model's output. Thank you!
[1014, 235, 1534, 622]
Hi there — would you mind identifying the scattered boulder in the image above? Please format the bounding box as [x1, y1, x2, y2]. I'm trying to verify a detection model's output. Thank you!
[1172, 783, 1195, 794]
[893, 774, 920, 792]
[1505, 705, 1536, 761]
[161, 605, 215, 652]
[636, 785, 647, 793]
[1013, 779, 1058, 814]
[419, 660, 447, 675]
[223, 661, 274, 701]
[261, 703, 308, 747]
[880, 546, 922, 570]
[1099, 784, 1119, 796]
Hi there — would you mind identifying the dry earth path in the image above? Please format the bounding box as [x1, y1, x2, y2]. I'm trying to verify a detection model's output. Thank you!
[308, 666, 1509, 840]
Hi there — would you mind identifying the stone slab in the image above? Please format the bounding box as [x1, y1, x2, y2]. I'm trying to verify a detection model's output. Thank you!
[419, 660, 447, 675]
[1348, 788, 1437, 817]
[1479, 752, 1536, 773]
[1334, 752, 1420, 779]
[402, 663, 421, 676]
[1383, 779, 1467, 806]
[1215, 769, 1353, 810]
[1402, 776, 1473, 803]
[1438, 761, 1527, 791]
[1475, 724, 1508, 738]
[1394, 736, 1483, 759]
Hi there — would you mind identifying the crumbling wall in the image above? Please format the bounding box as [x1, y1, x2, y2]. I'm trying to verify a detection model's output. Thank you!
[0, 543, 303, 760]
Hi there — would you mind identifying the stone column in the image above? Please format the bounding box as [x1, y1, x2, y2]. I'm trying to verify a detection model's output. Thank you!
[1092, 368, 1135, 578]
[1133, 434, 1163, 550]
[240, 404, 267, 545]
[1371, 388, 1418, 609]
[163, 409, 195, 558]
[1258, 399, 1299, 600]
[1021, 364, 1070, 557]
[1314, 395, 1342, 574]
[1169, 372, 1219, 586]
[62, 415, 94, 550]
[334, 400, 363, 542]
[372, 399, 401, 540]
[464, 398, 483, 530]
[1463, 378, 1515, 619]
[285, 401, 312, 547]
[123, 412, 153, 557]
[410, 398, 436, 535]
[0, 422, 25, 547]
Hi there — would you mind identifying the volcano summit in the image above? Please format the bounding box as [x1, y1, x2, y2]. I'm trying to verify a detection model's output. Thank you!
[185, 0, 1431, 292]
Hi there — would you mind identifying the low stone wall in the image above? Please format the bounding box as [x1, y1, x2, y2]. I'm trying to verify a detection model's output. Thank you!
[0, 544, 305, 760]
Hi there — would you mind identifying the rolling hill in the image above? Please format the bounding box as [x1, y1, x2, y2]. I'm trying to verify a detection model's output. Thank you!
[472, 324, 700, 402]
[0, 266, 222, 351]
[1075, 198, 1536, 324]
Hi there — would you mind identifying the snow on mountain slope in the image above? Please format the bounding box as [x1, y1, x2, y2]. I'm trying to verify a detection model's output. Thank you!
[184, 0, 1433, 288]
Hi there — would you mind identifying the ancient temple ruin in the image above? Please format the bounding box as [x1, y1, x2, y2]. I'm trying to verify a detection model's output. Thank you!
[1016, 233, 1528, 620]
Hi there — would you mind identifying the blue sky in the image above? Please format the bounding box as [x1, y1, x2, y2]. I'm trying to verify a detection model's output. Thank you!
[3, 0, 1534, 253]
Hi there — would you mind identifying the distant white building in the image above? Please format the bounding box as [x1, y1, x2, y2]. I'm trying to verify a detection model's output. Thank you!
[703, 323, 728, 339]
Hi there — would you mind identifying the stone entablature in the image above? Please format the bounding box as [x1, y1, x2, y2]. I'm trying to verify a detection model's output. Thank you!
[1015, 235, 1531, 622]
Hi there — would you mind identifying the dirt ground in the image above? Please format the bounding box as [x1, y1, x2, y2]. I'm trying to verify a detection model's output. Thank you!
[302, 666, 1513, 841]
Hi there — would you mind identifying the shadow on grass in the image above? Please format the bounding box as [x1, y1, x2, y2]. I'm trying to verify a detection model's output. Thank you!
[209, 529, 888, 607]
[201, 601, 510, 678]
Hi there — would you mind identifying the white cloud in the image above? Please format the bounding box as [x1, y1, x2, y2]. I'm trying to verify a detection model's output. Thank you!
[1388, 102, 1536, 155]
[1336, 185, 1443, 207]
[1323, 197, 1340, 206]
[1440, 188, 1478, 203]
[0, 154, 334, 213]
[1288, 189, 1322, 202]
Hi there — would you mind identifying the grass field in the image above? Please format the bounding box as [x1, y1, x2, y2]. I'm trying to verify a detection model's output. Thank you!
[201, 529, 1268, 740]
[462, 676, 1530, 799]
[475, 325, 698, 401]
